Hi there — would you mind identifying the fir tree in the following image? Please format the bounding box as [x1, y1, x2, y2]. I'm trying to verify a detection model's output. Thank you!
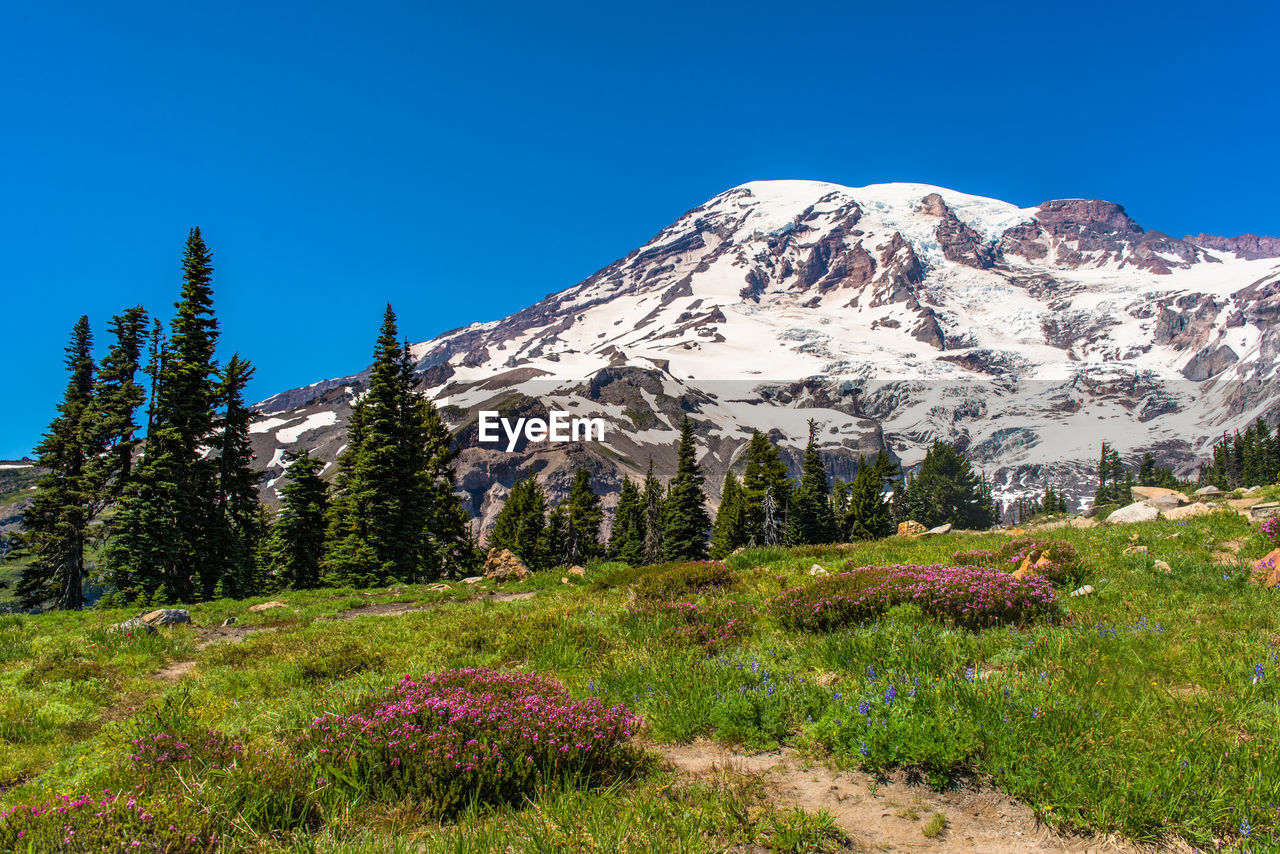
[16, 317, 96, 610]
[213, 355, 264, 597]
[608, 476, 645, 565]
[489, 475, 548, 569]
[267, 450, 329, 589]
[902, 440, 997, 529]
[846, 457, 893, 540]
[740, 430, 791, 546]
[324, 305, 469, 585]
[786, 419, 836, 545]
[564, 467, 603, 565]
[86, 306, 149, 504]
[542, 503, 569, 568]
[105, 228, 223, 603]
[660, 418, 710, 560]
[708, 471, 746, 558]
[642, 461, 664, 564]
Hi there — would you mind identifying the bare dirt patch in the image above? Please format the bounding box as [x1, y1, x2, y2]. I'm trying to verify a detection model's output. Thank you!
[154, 660, 196, 681]
[659, 741, 1188, 853]
[486, 590, 537, 603]
[319, 600, 437, 621]
[192, 624, 279, 650]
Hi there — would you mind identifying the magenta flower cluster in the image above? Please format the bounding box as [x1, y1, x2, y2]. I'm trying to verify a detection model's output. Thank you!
[300, 667, 641, 815]
[772, 564, 1061, 631]
[1261, 517, 1280, 548]
[129, 730, 243, 773]
[0, 789, 207, 852]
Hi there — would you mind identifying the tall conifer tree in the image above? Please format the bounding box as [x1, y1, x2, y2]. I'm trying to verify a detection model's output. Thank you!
[608, 476, 645, 565]
[16, 317, 96, 609]
[660, 418, 710, 560]
[786, 419, 836, 545]
[267, 450, 329, 589]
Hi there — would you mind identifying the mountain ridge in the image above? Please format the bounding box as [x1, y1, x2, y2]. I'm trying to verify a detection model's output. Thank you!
[249, 179, 1280, 533]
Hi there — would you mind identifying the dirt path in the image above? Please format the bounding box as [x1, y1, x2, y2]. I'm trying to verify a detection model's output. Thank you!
[659, 742, 1189, 854]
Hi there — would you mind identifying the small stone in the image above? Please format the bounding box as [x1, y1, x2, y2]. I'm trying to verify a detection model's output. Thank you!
[221, 617, 237, 627]
[809, 564, 828, 576]
[1195, 485, 1223, 497]
[461, 576, 483, 585]
[561, 577, 569, 584]
[248, 600, 287, 612]
[1153, 559, 1172, 573]
[1123, 545, 1149, 555]
[1069, 584, 1095, 598]
[111, 617, 156, 634]
[922, 523, 953, 537]
[568, 566, 586, 577]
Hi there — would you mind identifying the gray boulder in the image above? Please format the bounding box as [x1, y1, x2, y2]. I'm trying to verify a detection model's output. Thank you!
[1108, 502, 1160, 524]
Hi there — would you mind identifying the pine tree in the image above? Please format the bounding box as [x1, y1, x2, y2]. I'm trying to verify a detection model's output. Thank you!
[16, 317, 96, 610]
[846, 457, 893, 540]
[642, 461, 664, 564]
[564, 467, 603, 565]
[903, 440, 997, 529]
[542, 503, 569, 569]
[608, 476, 645, 565]
[708, 471, 746, 558]
[323, 305, 469, 586]
[661, 418, 711, 560]
[267, 450, 329, 589]
[786, 419, 836, 545]
[740, 430, 791, 546]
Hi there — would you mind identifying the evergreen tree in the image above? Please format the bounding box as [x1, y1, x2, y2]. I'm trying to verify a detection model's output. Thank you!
[564, 467, 603, 564]
[542, 503, 569, 568]
[846, 457, 893, 540]
[16, 317, 96, 609]
[213, 355, 264, 597]
[902, 440, 997, 529]
[708, 471, 746, 558]
[608, 476, 645, 565]
[642, 461, 664, 564]
[740, 430, 791, 546]
[105, 228, 223, 603]
[323, 305, 469, 586]
[660, 418, 711, 560]
[86, 306, 149, 504]
[786, 419, 836, 545]
[267, 450, 329, 589]
[1200, 420, 1280, 489]
[489, 475, 548, 569]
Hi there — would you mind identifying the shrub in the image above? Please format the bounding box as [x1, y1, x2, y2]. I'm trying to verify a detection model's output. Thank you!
[633, 561, 736, 601]
[0, 792, 213, 853]
[771, 564, 1060, 631]
[952, 538, 1085, 586]
[300, 668, 641, 817]
[637, 600, 755, 652]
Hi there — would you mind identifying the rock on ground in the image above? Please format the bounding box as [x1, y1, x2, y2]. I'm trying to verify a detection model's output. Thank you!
[897, 520, 927, 537]
[1108, 503, 1160, 524]
[1253, 549, 1280, 588]
[483, 547, 531, 582]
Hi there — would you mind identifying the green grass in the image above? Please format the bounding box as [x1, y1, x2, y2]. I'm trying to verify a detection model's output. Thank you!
[1, 508, 1278, 851]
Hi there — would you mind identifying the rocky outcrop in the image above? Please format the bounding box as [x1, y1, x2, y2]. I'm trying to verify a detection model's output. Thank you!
[920, 193, 995, 269]
[1185, 233, 1280, 260]
[483, 548, 531, 583]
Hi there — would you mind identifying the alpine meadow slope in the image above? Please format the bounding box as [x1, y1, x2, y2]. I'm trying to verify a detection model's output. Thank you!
[248, 180, 1280, 531]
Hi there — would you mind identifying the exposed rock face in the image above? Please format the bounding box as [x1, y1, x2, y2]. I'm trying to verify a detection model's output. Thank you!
[483, 548, 531, 583]
[246, 180, 1280, 532]
[897, 520, 927, 537]
[1185, 233, 1280, 260]
[1252, 548, 1280, 588]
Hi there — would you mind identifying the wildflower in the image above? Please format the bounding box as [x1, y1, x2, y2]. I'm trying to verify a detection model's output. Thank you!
[884, 685, 897, 705]
[1253, 664, 1265, 685]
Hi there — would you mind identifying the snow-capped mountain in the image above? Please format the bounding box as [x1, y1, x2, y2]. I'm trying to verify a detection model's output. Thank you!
[250, 180, 1280, 529]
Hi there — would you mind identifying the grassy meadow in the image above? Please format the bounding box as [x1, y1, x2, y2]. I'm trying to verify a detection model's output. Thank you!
[1, 503, 1279, 852]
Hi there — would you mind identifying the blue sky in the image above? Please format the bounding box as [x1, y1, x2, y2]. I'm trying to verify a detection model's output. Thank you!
[2, 0, 1277, 458]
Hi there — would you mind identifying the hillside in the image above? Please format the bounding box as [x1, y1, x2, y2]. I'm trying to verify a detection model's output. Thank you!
[2, 502, 1278, 851]
[245, 181, 1280, 532]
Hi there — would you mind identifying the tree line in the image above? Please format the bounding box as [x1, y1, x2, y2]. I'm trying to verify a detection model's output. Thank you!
[1198, 419, 1280, 490]
[16, 230, 476, 610]
[486, 418, 999, 569]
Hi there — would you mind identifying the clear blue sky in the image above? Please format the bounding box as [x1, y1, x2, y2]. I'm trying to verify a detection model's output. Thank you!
[2, 0, 1277, 458]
